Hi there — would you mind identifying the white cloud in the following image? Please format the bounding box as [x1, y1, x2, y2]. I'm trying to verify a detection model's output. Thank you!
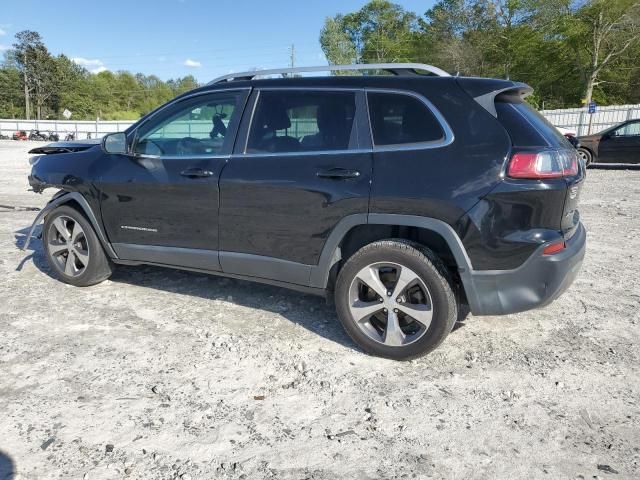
[72, 57, 104, 67]
[0, 44, 9, 51]
[72, 57, 109, 74]
[184, 58, 202, 68]
[0, 28, 6, 36]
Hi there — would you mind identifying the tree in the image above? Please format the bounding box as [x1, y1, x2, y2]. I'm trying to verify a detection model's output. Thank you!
[320, 15, 358, 67]
[569, 0, 640, 105]
[320, 1, 419, 65]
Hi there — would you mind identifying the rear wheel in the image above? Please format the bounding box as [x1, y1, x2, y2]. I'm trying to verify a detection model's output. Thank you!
[43, 205, 113, 287]
[335, 240, 458, 360]
[577, 147, 593, 166]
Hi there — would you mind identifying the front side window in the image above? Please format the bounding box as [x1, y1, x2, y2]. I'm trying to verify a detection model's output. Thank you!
[612, 121, 640, 137]
[246, 91, 357, 154]
[134, 91, 243, 157]
[367, 92, 444, 146]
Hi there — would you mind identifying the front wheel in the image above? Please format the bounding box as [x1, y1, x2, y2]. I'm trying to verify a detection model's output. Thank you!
[334, 240, 458, 360]
[42, 205, 113, 287]
[577, 147, 593, 166]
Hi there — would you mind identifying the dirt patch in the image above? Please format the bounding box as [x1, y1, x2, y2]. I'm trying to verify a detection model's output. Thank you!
[1, 141, 638, 479]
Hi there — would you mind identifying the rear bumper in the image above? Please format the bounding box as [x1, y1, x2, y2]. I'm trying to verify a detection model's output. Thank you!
[464, 222, 586, 315]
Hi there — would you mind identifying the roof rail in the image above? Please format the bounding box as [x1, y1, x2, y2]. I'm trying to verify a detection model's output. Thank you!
[207, 63, 451, 85]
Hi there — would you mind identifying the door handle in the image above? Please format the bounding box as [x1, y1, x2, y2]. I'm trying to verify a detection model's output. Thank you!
[180, 168, 214, 178]
[316, 168, 361, 179]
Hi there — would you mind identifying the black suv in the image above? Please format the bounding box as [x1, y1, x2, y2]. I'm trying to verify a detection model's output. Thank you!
[25, 63, 586, 360]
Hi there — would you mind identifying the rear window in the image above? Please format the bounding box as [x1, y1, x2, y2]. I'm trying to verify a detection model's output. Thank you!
[495, 100, 569, 148]
[368, 92, 444, 146]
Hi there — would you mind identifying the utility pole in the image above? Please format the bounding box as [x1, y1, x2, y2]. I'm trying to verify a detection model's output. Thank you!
[289, 43, 295, 69]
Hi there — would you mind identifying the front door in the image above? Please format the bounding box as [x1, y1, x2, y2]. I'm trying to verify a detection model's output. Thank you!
[218, 88, 372, 284]
[599, 120, 640, 164]
[98, 89, 248, 270]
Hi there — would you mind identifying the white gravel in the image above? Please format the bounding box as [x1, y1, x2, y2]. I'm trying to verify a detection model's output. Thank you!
[0, 140, 639, 479]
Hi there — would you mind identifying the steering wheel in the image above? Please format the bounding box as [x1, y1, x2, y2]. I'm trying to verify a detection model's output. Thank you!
[177, 137, 206, 156]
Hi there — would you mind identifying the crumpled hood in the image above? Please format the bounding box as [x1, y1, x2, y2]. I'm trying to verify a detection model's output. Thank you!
[28, 139, 102, 155]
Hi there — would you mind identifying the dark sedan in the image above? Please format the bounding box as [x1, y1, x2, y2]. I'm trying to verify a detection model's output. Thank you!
[578, 119, 640, 165]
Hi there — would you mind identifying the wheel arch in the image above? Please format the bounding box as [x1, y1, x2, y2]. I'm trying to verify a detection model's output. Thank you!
[310, 214, 475, 299]
[22, 191, 117, 259]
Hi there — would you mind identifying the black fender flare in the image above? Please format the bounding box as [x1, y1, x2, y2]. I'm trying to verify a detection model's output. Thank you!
[309, 213, 482, 309]
[22, 191, 118, 259]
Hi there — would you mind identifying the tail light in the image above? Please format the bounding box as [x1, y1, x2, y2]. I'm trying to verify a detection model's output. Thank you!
[508, 149, 578, 179]
[543, 240, 566, 255]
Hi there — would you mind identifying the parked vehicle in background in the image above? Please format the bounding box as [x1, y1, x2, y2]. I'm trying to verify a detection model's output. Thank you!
[23, 63, 587, 360]
[556, 126, 580, 149]
[0, 133, 9, 140]
[28, 130, 48, 141]
[12, 130, 28, 141]
[64, 132, 75, 141]
[47, 132, 60, 142]
[578, 119, 640, 165]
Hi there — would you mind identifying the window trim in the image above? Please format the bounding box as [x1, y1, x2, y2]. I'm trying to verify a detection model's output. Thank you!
[365, 88, 454, 151]
[129, 87, 250, 160]
[240, 87, 365, 157]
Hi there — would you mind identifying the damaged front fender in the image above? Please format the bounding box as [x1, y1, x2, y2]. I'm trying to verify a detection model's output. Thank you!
[22, 191, 118, 259]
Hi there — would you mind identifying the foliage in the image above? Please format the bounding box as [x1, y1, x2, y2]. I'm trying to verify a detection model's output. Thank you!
[0, 31, 201, 120]
[320, 0, 640, 108]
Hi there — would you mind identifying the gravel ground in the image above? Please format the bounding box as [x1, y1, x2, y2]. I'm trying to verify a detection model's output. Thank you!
[0, 140, 639, 480]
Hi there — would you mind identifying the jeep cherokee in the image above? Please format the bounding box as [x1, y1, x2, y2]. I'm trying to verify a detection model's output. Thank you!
[24, 63, 586, 360]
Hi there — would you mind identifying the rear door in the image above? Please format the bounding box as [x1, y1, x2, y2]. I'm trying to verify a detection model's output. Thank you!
[98, 89, 248, 269]
[598, 120, 640, 164]
[218, 88, 372, 284]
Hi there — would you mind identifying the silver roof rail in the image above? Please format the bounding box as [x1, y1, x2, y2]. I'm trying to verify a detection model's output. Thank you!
[207, 63, 451, 85]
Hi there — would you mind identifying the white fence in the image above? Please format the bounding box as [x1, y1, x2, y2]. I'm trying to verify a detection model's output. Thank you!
[540, 104, 640, 136]
[2, 103, 640, 140]
[0, 119, 134, 140]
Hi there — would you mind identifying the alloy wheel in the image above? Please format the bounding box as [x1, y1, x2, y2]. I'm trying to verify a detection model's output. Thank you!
[348, 262, 433, 347]
[47, 215, 90, 277]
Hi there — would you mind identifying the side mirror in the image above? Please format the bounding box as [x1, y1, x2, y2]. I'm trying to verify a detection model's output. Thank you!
[102, 132, 128, 154]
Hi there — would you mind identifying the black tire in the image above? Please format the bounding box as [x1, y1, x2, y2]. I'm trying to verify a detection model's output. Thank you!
[42, 205, 113, 287]
[335, 239, 458, 360]
[577, 147, 593, 166]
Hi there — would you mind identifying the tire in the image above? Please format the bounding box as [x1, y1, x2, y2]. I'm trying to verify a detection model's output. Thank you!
[577, 147, 593, 166]
[42, 205, 113, 287]
[335, 239, 458, 360]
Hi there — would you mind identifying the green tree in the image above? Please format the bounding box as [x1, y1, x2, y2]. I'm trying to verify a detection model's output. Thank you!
[567, 0, 640, 105]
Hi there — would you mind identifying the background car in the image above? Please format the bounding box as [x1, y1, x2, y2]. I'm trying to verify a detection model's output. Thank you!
[556, 126, 580, 149]
[578, 119, 640, 165]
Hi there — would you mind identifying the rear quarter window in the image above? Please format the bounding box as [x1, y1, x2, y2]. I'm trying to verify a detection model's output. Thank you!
[496, 101, 569, 148]
[368, 92, 444, 146]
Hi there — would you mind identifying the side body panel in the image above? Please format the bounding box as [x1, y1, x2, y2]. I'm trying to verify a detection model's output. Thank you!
[218, 89, 373, 277]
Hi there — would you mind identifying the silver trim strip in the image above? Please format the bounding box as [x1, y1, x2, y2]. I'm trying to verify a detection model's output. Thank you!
[238, 149, 370, 158]
[208, 63, 451, 85]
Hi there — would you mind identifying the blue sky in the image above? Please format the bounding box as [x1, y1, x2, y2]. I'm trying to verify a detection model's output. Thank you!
[0, 0, 436, 82]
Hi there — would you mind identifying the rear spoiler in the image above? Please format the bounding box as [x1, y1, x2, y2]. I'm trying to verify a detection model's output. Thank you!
[456, 77, 533, 118]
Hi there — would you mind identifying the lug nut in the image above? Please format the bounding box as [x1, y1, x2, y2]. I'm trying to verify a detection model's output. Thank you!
[393, 308, 398, 313]
[396, 298, 402, 303]
[379, 298, 384, 303]
[387, 291, 392, 296]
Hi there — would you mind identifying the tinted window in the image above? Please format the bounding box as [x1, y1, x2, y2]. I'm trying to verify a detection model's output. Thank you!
[612, 121, 640, 137]
[246, 91, 356, 153]
[496, 100, 569, 148]
[134, 92, 243, 157]
[367, 92, 444, 146]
